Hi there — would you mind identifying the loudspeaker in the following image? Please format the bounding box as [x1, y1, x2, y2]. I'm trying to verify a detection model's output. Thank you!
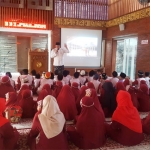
[119, 24, 125, 31]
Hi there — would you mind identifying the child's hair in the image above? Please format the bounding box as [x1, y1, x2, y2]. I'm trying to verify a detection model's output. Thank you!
[89, 70, 95, 77]
[145, 72, 150, 77]
[63, 70, 68, 77]
[6, 72, 12, 78]
[36, 73, 41, 79]
[50, 72, 54, 79]
[74, 72, 80, 78]
[54, 70, 59, 75]
[57, 74, 63, 81]
[112, 71, 118, 77]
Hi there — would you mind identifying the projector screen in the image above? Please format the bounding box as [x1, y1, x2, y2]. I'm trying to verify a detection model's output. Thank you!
[61, 28, 102, 67]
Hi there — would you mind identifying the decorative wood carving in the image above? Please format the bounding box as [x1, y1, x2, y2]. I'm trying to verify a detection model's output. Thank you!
[28, 50, 48, 75]
[54, 18, 106, 28]
[106, 7, 150, 27]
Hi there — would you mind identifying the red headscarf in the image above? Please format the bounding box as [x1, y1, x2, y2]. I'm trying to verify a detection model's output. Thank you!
[115, 82, 126, 94]
[57, 85, 77, 120]
[76, 86, 88, 114]
[19, 89, 35, 118]
[137, 84, 150, 112]
[1, 76, 11, 86]
[89, 88, 104, 116]
[37, 89, 48, 102]
[5, 92, 18, 107]
[116, 82, 126, 90]
[17, 84, 30, 101]
[52, 81, 63, 98]
[87, 82, 95, 89]
[0, 76, 15, 98]
[42, 84, 52, 95]
[124, 78, 130, 87]
[128, 86, 139, 109]
[76, 96, 106, 147]
[71, 82, 80, 101]
[112, 90, 142, 133]
[140, 80, 146, 85]
[0, 98, 9, 127]
[140, 84, 148, 95]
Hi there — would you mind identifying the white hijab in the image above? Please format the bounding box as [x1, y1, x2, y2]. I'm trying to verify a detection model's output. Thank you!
[38, 95, 65, 139]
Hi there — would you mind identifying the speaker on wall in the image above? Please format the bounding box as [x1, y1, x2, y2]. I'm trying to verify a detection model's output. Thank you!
[119, 24, 125, 31]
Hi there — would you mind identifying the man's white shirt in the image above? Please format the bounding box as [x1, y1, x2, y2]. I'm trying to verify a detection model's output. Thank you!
[51, 48, 69, 66]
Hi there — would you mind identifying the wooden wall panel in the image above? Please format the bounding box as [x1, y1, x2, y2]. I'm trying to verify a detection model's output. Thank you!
[108, 0, 150, 20]
[104, 39, 113, 76]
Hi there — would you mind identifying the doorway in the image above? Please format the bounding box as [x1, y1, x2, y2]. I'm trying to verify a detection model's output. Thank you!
[115, 38, 137, 80]
[17, 37, 31, 72]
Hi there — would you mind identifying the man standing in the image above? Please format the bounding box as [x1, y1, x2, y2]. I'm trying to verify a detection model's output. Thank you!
[51, 42, 69, 74]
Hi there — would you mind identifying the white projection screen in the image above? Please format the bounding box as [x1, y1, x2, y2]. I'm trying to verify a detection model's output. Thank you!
[61, 28, 102, 67]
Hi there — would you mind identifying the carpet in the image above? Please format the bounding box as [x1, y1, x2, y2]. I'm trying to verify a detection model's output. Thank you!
[15, 112, 150, 150]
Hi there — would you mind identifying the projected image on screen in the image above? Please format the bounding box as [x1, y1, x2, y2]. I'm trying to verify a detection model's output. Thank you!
[61, 28, 102, 67]
[67, 37, 97, 57]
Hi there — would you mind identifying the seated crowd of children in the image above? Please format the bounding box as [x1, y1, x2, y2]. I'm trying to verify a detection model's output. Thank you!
[0, 68, 150, 149]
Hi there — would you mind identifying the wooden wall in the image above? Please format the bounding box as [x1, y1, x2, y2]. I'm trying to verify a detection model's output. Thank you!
[108, 0, 150, 20]
[105, 17, 150, 77]
[0, 0, 53, 30]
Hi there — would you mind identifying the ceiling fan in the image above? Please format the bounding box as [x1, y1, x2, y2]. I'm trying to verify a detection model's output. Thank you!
[138, 0, 150, 5]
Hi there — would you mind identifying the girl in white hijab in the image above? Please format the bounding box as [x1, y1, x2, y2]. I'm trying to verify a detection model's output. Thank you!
[28, 95, 69, 150]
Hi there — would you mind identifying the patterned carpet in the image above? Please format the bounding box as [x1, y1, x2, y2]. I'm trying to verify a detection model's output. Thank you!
[15, 112, 150, 150]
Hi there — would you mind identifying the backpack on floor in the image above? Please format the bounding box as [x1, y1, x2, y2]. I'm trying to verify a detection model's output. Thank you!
[5, 106, 23, 123]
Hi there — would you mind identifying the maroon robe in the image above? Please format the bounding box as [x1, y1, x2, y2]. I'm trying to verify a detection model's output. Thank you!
[17, 84, 30, 102]
[90, 88, 104, 116]
[137, 84, 150, 112]
[5, 92, 18, 108]
[52, 81, 63, 98]
[71, 82, 80, 102]
[0, 122, 19, 150]
[128, 86, 139, 109]
[19, 89, 36, 118]
[42, 84, 52, 95]
[57, 85, 77, 120]
[142, 113, 150, 134]
[0, 76, 15, 98]
[37, 89, 48, 102]
[115, 82, 126, 95]
[105, 121, 144, 146]
[76, 86, 88, 115]
[67, 96, 106, 149]
[28, 115, 69, 150]
[86, 82, 95, 89]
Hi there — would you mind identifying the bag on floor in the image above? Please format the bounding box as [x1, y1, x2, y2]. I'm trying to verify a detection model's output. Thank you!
[5, 106, 23, 123]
